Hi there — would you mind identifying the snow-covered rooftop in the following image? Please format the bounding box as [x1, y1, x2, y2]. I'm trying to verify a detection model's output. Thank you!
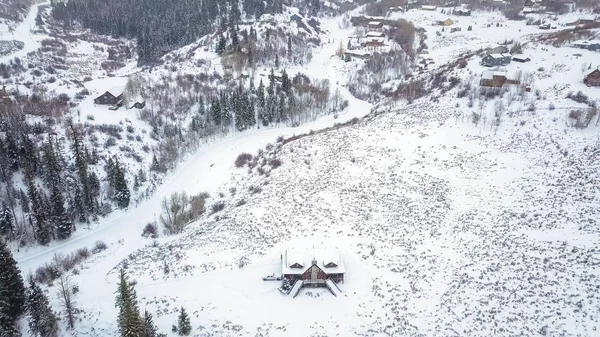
[489, 53, 504, 59]
[281, 247, 345, 275]
[366, 31, 385, 37]
[481, 71, 507, 80]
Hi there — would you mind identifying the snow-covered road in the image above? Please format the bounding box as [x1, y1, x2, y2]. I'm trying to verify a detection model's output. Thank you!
[16, 82, 372, 276]
[0, 2, 48, 64]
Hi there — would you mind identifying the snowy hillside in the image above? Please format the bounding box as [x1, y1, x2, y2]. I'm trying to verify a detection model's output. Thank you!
[1, 1, 600, 337]
[111, 97, 599, 336]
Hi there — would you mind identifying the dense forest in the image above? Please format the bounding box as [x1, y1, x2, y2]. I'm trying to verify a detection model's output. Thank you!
[0, 95, 135, 247]
[51, 0, 291, 61]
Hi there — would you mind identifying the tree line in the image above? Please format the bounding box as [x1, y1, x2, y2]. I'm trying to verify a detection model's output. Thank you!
[133, 68, 333, 175]
[51, 0, 288, 62]
[0, 104, 132, 246]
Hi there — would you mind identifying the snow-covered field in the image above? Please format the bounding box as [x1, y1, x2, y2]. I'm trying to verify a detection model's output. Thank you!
[6, 3, 600, 337]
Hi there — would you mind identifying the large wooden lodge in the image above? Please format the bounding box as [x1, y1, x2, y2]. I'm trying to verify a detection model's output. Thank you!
[281, 247, 345, 297]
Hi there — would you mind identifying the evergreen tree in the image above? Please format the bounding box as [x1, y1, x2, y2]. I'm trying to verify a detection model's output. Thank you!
[210, 97, 222, 126]
[216, 35, 227, 55]
[0, 238, 26, 332]
[116, 269, 144, 337]
[113, 159, 130, 209]
[230, 25, 239, 52]
[69, 122, 93, 215]
[28, 180, 52, 245]
[257, 80, 266, 108]
[142, 310, 158, 337]
[51, 184, 72, 240]
[281, 69, 291, 95]
[0, 203, 13, 237]
[27, 278, 59, 337]
[177, 307, 191, 336]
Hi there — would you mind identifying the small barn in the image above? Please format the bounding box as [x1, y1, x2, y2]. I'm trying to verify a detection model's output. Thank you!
[281, 247, 345, 298]
[480, 71, 520, 87]
[584, 69, 600, 87]
[480, 71, 508, 87]
[512, 55, 531, 63]
[438, 18, 454, 26]
[128, 101, 146, 110]
[94, 87, 124, 106]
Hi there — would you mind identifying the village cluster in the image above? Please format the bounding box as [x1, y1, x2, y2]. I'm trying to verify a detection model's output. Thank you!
[338, 1, 600, 92]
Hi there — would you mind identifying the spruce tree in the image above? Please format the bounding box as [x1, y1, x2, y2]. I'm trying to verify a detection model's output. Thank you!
[116, 269, 144, 337]
[142, 310, 158, 337]
[28, 181, 52, 245]
[51, 184, 72, 240]
[0, 238, 26, 331]
[177, 307, 191, 336]
[257, 80, 266, 108]
[0, 203, 13, 236]
[27, 278, 59, 337]
[113, 159, 130, 209]
[210, 97, 222, 126]
[281, 69, 291, 95]
[215, 35, 227, 55]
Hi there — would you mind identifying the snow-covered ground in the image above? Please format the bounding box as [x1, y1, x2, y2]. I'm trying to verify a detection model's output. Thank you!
[9, 3, 600, 337]
[0, 2, 48, 63]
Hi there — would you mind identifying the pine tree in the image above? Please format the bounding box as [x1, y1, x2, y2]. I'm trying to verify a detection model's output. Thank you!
[142, 310, 158, 337]
[177, 307, 191, 336]
[27, 278, 59, 337]
[210, 97, 222, 126]
[113, 159, 130, 209]
[230, 25, 239, 52]
[51, 184, 72, 240]
[0, 237, 26, 331]
[281, 69, 291, 95]
[116, 269, 144, 337]
[216, 35, 227, 54]
[257, 79, 266, 108]
[28, 181, 52, 245]
[0, 203, 13, 237]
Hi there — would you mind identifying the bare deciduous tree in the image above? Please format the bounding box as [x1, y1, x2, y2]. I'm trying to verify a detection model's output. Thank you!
[57, 275, 76, 329]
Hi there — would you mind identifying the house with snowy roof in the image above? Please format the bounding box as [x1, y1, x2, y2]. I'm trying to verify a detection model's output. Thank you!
[281, 247, 345, 298]
[480, 71, 520, 87]
[481, 53, 511, 67]
[94, 86, 124, 106]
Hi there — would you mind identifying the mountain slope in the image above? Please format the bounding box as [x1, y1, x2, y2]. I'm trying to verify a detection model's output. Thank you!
[118, 98, 599, 336]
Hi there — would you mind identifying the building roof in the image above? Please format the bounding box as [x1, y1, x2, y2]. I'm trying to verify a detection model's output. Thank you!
[586, 69, 600, 77]
[107, 86, 125, 96]
[366, 37, 385, 43]
[281, 247, 346, 275]
[368, 21, 383, 25]
[345, 50, 370, 57]
[421, 5, 437, 10]
[482, 71, 507, 80]
[512, 54, 530, 60]
[488, 53, 504, 59]
[366, 31, 385, 37]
